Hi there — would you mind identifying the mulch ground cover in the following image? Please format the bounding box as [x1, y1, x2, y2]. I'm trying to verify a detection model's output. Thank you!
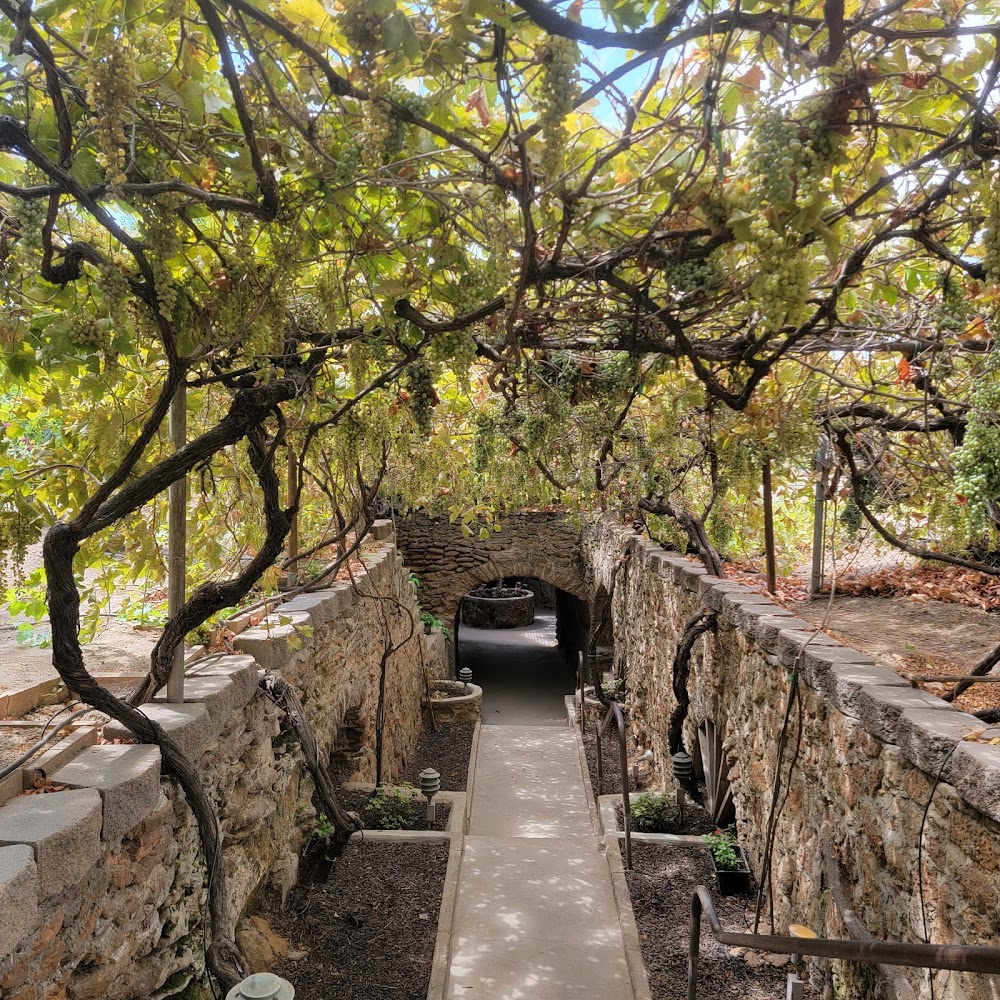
[273, 840, 449, 1000]
[625, 842, 820, 1000]
[406, 720, 475, 790]
[582, 713, 638, 796]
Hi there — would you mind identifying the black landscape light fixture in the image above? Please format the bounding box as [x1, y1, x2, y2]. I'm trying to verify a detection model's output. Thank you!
[420, 766, 442, 824]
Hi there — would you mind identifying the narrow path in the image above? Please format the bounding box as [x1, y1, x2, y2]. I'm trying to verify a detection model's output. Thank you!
[457, 612, 574, 726]
[446, 724, 634, 999]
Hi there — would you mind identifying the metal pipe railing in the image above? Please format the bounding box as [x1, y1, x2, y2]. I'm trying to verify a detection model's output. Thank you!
[596, 700, 632, 870]
[688, 885, 1000, 1000]
[576, 650, 586, 736]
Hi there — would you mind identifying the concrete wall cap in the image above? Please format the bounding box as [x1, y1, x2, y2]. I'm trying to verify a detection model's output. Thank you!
[102, 702, 216, 758]
[0, 787, 102, 898]
[51, 744, 162, 842]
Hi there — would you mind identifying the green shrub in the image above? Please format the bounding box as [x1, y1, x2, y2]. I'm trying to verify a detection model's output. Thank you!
[630, 792, 679, 833]
[366, 785, 417, 830]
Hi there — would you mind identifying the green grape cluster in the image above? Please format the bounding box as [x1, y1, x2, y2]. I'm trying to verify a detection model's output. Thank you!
[342, 0, 384, 61]
[667, 255, 716, 296]
[16, 198, 46, 254]
[346, 339, 373, 390]
[67, 313, 109, 354]
[405, 359, 436, 436]
[383, 88, 429, 158]
[932, 273, 971, 334]
[96, 262, 131, 317]
[747, 218, 810, 334]
[521, 412, 547, 450]
[429, 327, 478, 380]
[151, 259, 178, 322]
[472, 411, 498, 473]
[327, 134, 360, 185]
[361, 83, 393, 168]
[537, 34, 579, 182]
[80, 37, 139, 187]
[0, 510, 35, 588]
[483, 187, 514, 304]
[982, 182, 1000, 288]
[745, 107, 831, 214]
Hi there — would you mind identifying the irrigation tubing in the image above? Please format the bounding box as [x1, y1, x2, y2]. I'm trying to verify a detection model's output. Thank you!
[0, 707, 94, 781]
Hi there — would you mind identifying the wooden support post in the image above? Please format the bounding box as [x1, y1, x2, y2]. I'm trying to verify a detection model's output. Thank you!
[763, 457, 777, 595]
[167, 382, 187, 704]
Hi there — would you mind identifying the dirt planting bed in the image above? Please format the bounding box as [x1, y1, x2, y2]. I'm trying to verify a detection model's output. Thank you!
[272, 840, 449, 1000]
[337, 786, 451, 832]
[625, 842, 820, 1000]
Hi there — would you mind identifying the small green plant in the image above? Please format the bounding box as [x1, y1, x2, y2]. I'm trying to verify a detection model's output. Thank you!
[314, 813, 336, 840]
[705, 828, 744, 871]
[366, 784, 417, 830]
[419, 609, 452, 642]
[630, 792, 679, 834]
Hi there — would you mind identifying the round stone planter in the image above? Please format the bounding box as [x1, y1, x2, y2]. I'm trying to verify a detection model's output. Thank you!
[461, 589, 534, 629]
[427, 679, 482, 724]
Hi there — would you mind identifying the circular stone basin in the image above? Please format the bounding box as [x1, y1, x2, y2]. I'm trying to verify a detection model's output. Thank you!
[427, 679, 482, 724]
[462, 589, 534, 629]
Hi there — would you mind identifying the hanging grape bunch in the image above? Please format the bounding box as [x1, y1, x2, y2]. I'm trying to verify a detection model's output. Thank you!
[326, 132, 360, 186]
[537, 34, 580, 183]
[341, 0, 384, 64]
[15, 197, 46, 256]
[80, 37, 139, 188]
[384, 88, 429, 159]
[982, 180, 1000, 289]
[667, 254, 717, 297]
[0, 508, 36, 587]
[931, 273, 971, 335]
[404, 358, 437, 436]
[473, 411, 499, 473]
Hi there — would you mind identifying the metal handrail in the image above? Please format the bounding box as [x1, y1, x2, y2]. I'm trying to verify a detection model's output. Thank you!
[688, 885, 1000, 999]
[596, 700, 632, 870]
[576, 650, 586, 736]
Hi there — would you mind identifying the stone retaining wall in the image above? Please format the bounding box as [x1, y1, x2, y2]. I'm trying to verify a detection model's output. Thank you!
[585, 517, 1000, 1000]
[0, 522, 432, 1000]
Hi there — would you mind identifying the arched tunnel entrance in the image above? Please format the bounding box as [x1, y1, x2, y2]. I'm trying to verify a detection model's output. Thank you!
[455, 578, 590, 726]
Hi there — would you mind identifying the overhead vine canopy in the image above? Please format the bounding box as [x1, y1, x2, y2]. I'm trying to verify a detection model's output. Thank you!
[0, 0, 997, 602]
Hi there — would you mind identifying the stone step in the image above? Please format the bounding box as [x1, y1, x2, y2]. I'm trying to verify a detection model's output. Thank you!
[52, 744, 161, 843]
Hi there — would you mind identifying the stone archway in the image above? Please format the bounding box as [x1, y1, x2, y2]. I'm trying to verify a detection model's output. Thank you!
[396, 511, 593, 625]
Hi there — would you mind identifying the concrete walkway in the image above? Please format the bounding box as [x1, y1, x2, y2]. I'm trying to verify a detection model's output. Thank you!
[458, 612, 576, 726]
[446, 725, 634, 999]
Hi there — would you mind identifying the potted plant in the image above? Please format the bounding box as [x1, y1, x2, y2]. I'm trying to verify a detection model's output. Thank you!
[705, 828, 752, 895]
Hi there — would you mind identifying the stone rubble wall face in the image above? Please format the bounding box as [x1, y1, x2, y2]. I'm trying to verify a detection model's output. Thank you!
[0, 530, 428, 1000]
[585, 517, 1000, 1000]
